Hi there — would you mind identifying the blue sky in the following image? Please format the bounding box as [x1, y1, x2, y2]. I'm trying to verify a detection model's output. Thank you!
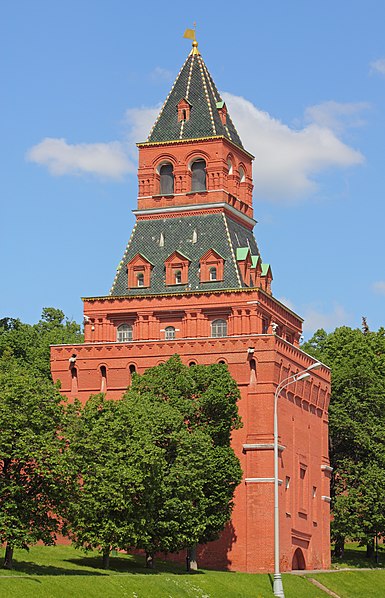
[2, 1, 385, 337]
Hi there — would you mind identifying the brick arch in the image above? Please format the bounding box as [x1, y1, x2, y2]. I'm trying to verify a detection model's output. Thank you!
[292, 547, 306, 570]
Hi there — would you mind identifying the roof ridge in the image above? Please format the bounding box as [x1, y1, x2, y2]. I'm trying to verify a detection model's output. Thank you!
[147, 54, 191, 142]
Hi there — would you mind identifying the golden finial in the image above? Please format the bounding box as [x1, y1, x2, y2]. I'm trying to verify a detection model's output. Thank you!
[183, 23, 200, 55]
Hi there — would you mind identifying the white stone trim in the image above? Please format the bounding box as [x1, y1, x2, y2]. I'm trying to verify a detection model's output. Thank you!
[321, 465, 333, 472]
[243, 443, 285, 452]
[133, 200, 256, 227]
[245, 477, 283, 485]
[321, 496, 331, 503]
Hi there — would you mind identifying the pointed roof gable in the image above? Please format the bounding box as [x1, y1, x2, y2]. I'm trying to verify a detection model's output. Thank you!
[146, 48, 243, 147]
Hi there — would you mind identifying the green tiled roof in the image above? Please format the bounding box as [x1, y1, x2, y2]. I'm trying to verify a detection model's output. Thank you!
[110, 213, 260, 296]
[251, 255, 260, 268]
[146, 51, 243, 147]
[236, 247, 250, 261]
[261, 263, 271, 276]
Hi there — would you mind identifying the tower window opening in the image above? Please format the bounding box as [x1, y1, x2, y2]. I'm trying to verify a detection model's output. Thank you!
[182, 109, 187, 120]
[165, 326, 176, 340]
[211, 319, 227, 338]
[100, 365, 107, 393]
[209, 266, 217, 281]
[117, 323, 133, 343]
[227, 158, 233, 174]
[159, 163, 174, 195]
[239, 166, 245, 183]
[191, 159, 207, 192]
[137, 272, 144, 287]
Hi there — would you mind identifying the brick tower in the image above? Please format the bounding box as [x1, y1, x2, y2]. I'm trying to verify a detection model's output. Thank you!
[51, 38, 331, 573]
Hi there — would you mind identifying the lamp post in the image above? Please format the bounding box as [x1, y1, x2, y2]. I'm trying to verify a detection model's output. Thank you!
[273, 361, 321, 598]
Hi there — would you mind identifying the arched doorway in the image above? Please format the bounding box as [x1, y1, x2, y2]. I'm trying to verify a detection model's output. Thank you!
[292, 547, 306, 570]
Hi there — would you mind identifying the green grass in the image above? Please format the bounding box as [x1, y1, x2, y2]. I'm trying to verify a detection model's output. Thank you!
[311, 570, 385, 598]
[331, 542, 385, 569]
[0, 545, 326, 598]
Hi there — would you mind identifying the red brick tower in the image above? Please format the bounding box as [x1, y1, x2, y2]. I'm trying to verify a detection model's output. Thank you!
[51, 39, 331, 573]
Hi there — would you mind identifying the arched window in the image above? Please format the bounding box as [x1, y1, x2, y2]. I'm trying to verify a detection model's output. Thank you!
[227, 158, 233, 174]
[209, 267, 217, 281]
[165, 326, 176, 340]
[211, 319, 227, 338]
[129, 364, 136, 375]
[117, 324, 133, 343]
[191, 159, 207, 192]
[189, 361, 197, 367]
[137, 272, 144, 287]
[159, 163, 174, 195]
[100, 365, 107, 393]
[174, 269, 182, 284]
[239, 166, 245, 183]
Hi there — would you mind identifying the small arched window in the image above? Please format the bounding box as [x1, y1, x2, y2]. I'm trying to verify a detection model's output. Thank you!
[100, 365, 107, 393]
[117, 324, 133, 343]
[227, 158, 233, 174]
[174, 269, 182, 284]
[189, 361, 197, 367]
[211, 319, 227, 338]
[239, 166, 245, 183]
[191, 159, 207, 192]
[165, 326, 176, 340]
[129, 364, 136, 375]
[159, 163, 174, 195]
[209, 267, 217, 281]
[137, 272, 144, 287]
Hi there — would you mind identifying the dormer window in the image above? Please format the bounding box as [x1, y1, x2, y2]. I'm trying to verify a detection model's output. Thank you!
[159, 163, 174, 195]
[191, 159, 207, 192]
[177, 98, 191, 122]
[165, 251, 190, 286]
[127, 254, 153, 289]
[199, 249, 224, 283]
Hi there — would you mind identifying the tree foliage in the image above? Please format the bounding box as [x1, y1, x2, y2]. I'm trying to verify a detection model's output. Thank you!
[67, 356, 242, 568]
[0, 353, 76, 568]
[0, 307, 83, 380]
[302, 326, 385, 551]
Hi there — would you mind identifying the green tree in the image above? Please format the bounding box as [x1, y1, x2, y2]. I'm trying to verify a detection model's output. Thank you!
[124, 356, 242, 567]
[302, 326, 385, 557]
[0, 353, 76, 569]
[66, 393, 166, 569]
[0, 308, 83, 380]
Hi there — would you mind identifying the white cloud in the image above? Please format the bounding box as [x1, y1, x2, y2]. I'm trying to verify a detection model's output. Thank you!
[372, 281, 385, 295]
[370, 58, 385, 76]
[302, 304, 349, 333]
[124, 105, 161, 146]
[26, 138, 134, 179]
[150, 67, 173, 82]
[222, 92, 364, 202]
[304, 100, 369, 133]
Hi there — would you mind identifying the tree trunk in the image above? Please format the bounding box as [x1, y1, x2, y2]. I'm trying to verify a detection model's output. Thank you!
[102, 546, 110, 569]
[145, 551, 154, 569]
[366, 538, 375, 559]
[3, 543, 14, 570]
[187, 545, 198, 571]
[333, 537, 345, 558]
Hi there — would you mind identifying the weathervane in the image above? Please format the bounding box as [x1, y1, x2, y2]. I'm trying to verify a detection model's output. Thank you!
[183, 23, 199, 55]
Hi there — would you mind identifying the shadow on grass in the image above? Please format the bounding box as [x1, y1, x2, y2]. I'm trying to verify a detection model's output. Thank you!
[64, 554, 204, 576]
[1, 559, 106, 577]
[332, 548, 385, 569]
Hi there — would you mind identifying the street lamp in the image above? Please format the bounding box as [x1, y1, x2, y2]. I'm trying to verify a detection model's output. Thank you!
[273, 361, 322, 598]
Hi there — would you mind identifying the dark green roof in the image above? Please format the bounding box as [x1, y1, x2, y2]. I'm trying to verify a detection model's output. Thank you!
[110, 213, 260, 296]
[146, 51, 243, 147]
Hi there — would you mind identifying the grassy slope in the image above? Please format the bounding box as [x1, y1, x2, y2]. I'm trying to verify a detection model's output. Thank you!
[0, 546, 325, 598]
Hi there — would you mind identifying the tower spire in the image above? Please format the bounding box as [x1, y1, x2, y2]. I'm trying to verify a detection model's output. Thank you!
[183, 25, 200, 55]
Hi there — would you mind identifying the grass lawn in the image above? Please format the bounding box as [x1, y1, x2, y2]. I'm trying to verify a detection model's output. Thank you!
[0, 545, 326, 598]
[312, 570, 385, 598]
